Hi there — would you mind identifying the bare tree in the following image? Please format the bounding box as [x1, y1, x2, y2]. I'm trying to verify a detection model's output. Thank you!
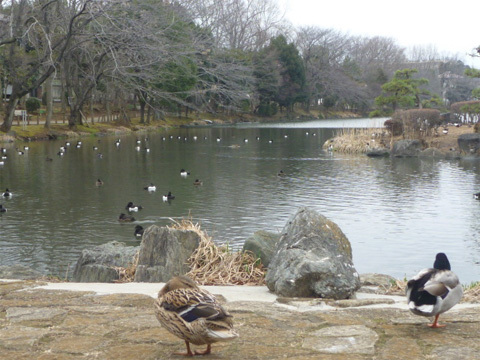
[178, 0, 288, 51]
[0, 0, 95, 132]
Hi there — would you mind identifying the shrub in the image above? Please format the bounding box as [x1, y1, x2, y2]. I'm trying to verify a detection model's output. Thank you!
[384, 119, 403, 136]
[25, 97, 41, 114]
[391, 109, 441, 137]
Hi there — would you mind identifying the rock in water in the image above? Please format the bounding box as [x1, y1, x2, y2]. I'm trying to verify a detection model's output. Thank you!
[265, 207, 360, 299]
[134, 225, 200, 282]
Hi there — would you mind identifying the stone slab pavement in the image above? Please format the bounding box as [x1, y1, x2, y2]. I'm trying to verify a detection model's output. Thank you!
[0, 280, 479, 359]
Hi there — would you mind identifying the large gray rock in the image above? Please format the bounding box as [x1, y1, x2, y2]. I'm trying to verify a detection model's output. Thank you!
[242, 230, 281, 267]
[458, 133, 480, 155]
[72, 241, 139, 282]
[266, 207, 360, 299]
[391, 139, 424, 157]
[134, 225, 200, 282]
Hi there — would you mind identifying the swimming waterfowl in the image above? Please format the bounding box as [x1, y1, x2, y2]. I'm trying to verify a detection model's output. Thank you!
[95, 179, 104, 186]
[126, 202, 142, 212]
[118, 213, 135, 222]
[163, 191, 175, 201]
[134, 225, 144, 238]
[406, 253, 463, 328]
[144, 183, 156, 192]
[277, 170, 286, 176]
[474, 192, 480, 200]
[180, 169, 190, 177]
[2, 189, 11, 198]
[154, 276, 238, 356]
[0, 204, 6, 212]
[193, 179, 203, 186]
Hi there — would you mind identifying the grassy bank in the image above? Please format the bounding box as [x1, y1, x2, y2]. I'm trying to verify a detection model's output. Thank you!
[0, 109, 361, 143]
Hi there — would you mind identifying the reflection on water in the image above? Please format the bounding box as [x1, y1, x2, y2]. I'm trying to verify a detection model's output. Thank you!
[1, 118, 480, 283]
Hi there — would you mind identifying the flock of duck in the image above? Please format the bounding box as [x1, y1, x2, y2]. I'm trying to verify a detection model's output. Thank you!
[157, 252, 463, 356]
[1, 138, 206, 242]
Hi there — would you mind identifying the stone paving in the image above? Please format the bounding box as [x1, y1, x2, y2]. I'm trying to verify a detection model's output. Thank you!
[0, 280, 479, 359]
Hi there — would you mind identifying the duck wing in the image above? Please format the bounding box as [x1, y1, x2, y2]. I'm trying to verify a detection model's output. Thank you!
[160, 288, 230, 323]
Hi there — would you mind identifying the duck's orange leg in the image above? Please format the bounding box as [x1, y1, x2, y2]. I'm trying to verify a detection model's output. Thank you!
[194, 344, 211, 356]
[174, 340, 194, 356]
[428, 314, 446, 328]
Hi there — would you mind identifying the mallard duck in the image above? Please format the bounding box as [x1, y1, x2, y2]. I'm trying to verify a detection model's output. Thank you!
[154, 276, 238, 356]
[118, 213, 135, 222]
[406, 253, 463, 328]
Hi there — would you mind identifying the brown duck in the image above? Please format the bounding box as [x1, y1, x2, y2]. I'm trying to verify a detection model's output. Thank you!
[154, 276, 238, 356]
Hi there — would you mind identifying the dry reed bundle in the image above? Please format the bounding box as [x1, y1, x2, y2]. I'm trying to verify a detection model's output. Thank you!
[383, 279, 407, 296]
[169, 219, 266, 286]
[323, 128, 390, 154]
[113, 251, 139, 283]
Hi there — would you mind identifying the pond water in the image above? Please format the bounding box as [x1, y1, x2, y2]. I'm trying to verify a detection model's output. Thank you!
[1, 118, 480, 284]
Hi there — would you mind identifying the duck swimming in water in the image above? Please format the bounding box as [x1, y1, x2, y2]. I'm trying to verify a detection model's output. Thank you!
[406, 253, 463, 328]
[118, 213, 135, 222]
[126, 202, 143, 212]
[163, 191, 175, 202]
[154, 276, 238, 356]
[144, 183, 156, 192]
[134, 225, 144, 238]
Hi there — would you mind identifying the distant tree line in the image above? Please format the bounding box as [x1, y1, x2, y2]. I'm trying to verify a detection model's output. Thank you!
[1, 0, 479, 132]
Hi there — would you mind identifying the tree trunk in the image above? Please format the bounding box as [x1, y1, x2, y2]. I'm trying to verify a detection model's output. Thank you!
[0, 98, 18, 133]
[44, 75, 53, 129]
[139, 101, 146, 124]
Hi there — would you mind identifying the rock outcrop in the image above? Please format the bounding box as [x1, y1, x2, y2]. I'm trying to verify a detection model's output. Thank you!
[266, 207, 361, 299]
[391, 139, 424, 157]
[134, 225, 200, 282]
[242, 230, 280, 267]
[458, 133, 480, 155]
[72, 241, 139, 282]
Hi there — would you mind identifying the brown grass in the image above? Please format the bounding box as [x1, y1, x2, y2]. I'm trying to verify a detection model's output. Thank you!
[113, 251, 139, 283]
[323, 124, 475, 154]
[169, 219, 266, 286]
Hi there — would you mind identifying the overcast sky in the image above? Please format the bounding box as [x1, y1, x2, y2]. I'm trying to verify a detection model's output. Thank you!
[282, 0, 480, 67]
